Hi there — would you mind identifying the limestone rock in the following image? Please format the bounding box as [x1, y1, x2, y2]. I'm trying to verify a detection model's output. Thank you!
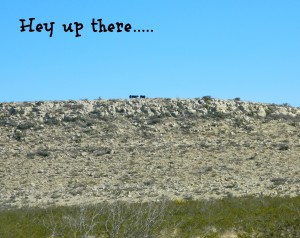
[0, 97, 299, 208]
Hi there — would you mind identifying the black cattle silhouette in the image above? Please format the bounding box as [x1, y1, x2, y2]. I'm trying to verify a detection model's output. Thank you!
[129, 95, 146, 99]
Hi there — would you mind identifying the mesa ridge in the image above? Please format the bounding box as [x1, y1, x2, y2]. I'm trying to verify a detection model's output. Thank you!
[0, 98, 299, 208]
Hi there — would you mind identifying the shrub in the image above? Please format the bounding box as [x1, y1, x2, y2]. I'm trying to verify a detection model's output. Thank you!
[36, 149, 50, 157]
[202, 95, 212, 103]
[0, 196, 299, 237]
[17, 122, 35, 130]
[281, 103, 291, 107]
[148, 115, 162, 125]
[13, 129, 25, 141]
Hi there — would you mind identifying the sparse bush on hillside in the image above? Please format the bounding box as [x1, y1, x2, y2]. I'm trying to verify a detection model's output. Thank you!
[17, 122, 35, 130]
[45, 117, 60, 126]
[202, 95, 212, 103]
[207, 111, 228, 120]
[13, 129, 25, 141]
[63, 115, 84, 123]
[281, 103, 291, 108]
[36, 149, 51, 157]
[148, 115, 162, 125]
[266, 113, 300, 122]
[26, 152, 35, 159]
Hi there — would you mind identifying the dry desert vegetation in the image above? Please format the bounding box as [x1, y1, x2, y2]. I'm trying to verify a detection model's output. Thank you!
[0, 97, 299, 237]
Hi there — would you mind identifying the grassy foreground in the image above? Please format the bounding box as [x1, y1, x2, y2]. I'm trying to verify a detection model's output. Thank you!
[0, 196, 299, 238]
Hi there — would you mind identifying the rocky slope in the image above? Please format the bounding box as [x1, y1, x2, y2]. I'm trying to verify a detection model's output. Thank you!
[0, 97, 299, 208]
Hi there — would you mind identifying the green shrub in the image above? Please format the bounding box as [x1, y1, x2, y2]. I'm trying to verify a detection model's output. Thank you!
[148, 115, 162, 125]
[0, 196, 299, 238]
[202, 95, 212, 103]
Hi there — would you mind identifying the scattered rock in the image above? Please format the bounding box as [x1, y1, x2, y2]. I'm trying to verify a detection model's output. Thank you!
[0, 98, 299, 208]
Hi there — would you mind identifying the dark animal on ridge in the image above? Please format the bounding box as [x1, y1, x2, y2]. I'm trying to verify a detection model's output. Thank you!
[129, 95, 139, 99]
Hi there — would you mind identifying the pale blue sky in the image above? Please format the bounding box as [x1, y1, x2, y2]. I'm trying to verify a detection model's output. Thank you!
[1, 1, 299, 106]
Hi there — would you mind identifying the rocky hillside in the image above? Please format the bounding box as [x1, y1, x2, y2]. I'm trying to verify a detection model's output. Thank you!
[0, 97, 299, 208]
